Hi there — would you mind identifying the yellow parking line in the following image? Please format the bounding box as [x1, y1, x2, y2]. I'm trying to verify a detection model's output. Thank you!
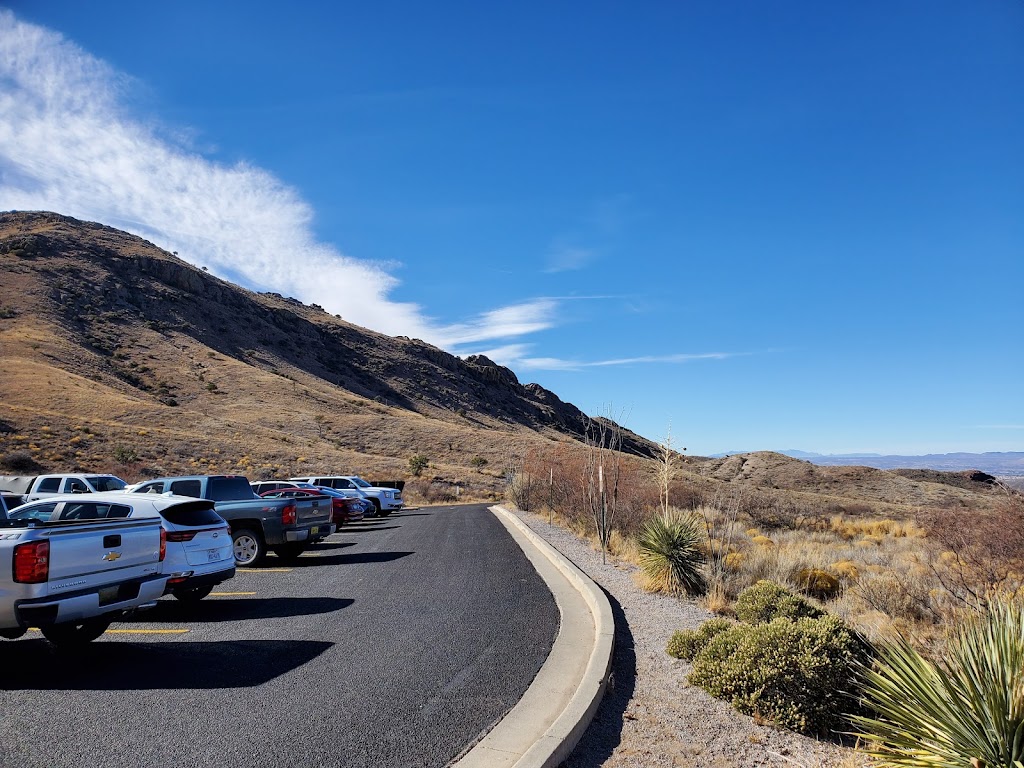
[237, 568, 292, 573]
[29, 626, 190, 634]
[106, 629, 190, 635]
[210, 591, 257, 596]
[299, 552, 323, 557]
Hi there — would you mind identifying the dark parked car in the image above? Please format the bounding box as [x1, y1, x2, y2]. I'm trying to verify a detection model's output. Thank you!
[259, 487, 365, 526]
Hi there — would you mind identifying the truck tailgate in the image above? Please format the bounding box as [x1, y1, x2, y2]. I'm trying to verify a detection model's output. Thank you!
[44, 517, 163, 595]
[295, 496, 332, 526]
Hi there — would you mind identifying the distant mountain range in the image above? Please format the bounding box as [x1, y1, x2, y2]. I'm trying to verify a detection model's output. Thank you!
[711, 450, 1024, 477]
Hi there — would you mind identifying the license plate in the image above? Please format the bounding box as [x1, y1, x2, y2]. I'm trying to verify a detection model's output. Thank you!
[310, 526, 319, 536]
[207, 549, 222, 562]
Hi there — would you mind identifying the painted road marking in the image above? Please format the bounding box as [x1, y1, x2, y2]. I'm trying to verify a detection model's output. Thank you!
[106, 629, 190, 635]
[210, 591, 257, 596]
[237, 568, 292, 573]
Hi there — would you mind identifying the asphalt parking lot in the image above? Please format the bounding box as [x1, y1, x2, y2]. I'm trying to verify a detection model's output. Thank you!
[0, 503, 560, 768]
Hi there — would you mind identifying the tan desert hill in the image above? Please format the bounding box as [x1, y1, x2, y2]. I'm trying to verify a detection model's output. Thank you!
[688, 450, 1010, 515]
[0, 211, 1010, 516]
[0, 211, 658, 496]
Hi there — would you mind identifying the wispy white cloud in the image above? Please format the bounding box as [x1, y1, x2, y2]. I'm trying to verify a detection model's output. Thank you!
[455, 346, 743, 372]
[544, 245, 594, 273]
[519, 352, 740, 371]
[0, 11, 555, 349]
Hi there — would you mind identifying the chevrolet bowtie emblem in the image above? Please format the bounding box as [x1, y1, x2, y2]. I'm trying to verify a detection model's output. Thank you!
[102, 551, 121, 561]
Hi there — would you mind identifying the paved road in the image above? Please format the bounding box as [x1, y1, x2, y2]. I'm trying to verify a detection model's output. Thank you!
[0, 503, 560, 768]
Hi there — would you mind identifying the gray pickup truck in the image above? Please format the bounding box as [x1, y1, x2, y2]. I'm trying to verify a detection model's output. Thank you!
[0, 494, 168, 646]
[127, 475, 334, 566]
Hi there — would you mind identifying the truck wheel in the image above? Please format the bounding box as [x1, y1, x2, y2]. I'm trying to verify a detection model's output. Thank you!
[41, 618, 111, 647]
[173, 584, 214, 602]
[272, 544, 305, 563]
[370, 498, 382, 517]
[232, 528, 266, 567]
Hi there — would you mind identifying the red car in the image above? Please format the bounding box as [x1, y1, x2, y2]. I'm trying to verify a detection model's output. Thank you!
[259, 487, 364, 527]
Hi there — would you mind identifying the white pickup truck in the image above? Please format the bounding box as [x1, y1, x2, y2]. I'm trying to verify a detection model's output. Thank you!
[0, 473, 128, 507]
[0, 494, 168, 646]
[289, 475, 404, 516]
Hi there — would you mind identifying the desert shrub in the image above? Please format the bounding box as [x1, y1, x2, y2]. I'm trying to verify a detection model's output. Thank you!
[0, 449, 39, 472]
[470, 455, 488, 471]
[853, 595, 1024, 767]
[690, 614, 869, 735]
[735, 580, 825, 624]
[112, 444, 139, 464]
[408, 454, 429, 476]
[637, 510, 707, 596]
[666, 618, 733, 661]
[795, 568, 842, 601]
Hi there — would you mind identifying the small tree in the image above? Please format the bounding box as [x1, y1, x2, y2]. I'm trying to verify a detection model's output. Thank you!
[470, 456, 488, 472]
[313, 414, 330, 439]
[408, 455, 429, 476]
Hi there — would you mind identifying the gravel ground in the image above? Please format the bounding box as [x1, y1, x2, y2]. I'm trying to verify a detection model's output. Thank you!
[509, 508, 863, 768]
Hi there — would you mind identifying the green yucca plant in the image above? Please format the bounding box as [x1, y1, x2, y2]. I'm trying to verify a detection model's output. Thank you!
[852, 595, 1024, 767]
[637, 510, 706, 596]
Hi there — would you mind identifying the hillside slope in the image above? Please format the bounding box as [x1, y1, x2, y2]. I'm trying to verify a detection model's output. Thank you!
[0, 211, 652, 493]
[0, 211, 1009, 516]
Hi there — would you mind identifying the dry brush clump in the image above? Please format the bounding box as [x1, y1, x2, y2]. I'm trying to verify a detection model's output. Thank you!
[669, 582, 871, 737]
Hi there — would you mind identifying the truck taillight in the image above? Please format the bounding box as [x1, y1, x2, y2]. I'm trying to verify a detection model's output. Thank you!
[159, 528, 167, 562]
[282, 503, 297, 526]
[13, 540, 49, 584]
[166, 531, 198, 542]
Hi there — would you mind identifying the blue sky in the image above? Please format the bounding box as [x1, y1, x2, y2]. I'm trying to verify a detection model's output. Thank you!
[1, 1, 1021, 455]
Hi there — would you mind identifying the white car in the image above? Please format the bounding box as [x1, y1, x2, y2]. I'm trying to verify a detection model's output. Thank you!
[7, 492, 235, 602]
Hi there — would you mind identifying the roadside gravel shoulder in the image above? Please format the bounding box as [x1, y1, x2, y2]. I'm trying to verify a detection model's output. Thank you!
[510, 509, 861, 768]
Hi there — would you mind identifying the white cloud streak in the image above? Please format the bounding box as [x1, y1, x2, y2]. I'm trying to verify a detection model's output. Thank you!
[0, 11, 555, 348]
[456, 346, 742, 371]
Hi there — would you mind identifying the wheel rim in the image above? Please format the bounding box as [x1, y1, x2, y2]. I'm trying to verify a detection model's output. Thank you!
[233, 534, 258, 565]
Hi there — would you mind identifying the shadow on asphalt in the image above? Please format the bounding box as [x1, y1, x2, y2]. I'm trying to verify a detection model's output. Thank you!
[563, 588, 636, 768]
[338, 525, 402, 533]
[288, 551, 414, 567]
[0, 639, 334, 690]
[127, 596, 354, 623]
[308, 540, 358, 550]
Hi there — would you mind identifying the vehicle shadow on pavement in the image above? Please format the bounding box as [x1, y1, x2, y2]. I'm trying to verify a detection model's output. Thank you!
[287, 551, 414, 567]
[339, 525, 402, 533]
[307, 540, 358, 550]
[0, 638, 333, 690]
[563, 589, 637, 768]
[127, 596, 354, 623]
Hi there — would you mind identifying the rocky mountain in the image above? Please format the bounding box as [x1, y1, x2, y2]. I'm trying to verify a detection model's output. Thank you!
[0, 211, 654, 493]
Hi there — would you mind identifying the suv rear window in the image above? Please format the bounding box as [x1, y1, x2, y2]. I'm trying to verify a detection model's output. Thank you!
[206, 476, 256, 501]
[58, 503, 131, 520]
[161, 501, 223, 527]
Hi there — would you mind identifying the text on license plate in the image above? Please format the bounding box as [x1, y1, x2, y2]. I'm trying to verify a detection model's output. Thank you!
[310, 527, 319, 536]
[207, 549, 223, 562]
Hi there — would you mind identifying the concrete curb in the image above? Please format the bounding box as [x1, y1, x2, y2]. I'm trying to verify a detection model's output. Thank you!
[451, 505, 614, 768]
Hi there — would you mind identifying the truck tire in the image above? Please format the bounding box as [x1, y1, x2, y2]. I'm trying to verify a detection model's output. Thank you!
[370, 498, 383, 517]
[173, 584, 214, 602]
[272, 543, 306, 563]
[232, 527, 266, 567]
[41, 618, 112, 647]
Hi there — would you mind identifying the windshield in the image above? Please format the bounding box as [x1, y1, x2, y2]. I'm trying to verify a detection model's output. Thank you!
[351, 477, 370, 488]
[89, 476, 127, 491]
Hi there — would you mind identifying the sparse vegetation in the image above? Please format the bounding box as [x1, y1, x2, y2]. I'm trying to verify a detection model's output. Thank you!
[408, 454, 429, 477]
[637, 510, 707, 596]
[853, 594, 1024, 767]
[688, 612, 869, 736]
[113, 444, 139, 464]
[0, 449, 39, 472]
